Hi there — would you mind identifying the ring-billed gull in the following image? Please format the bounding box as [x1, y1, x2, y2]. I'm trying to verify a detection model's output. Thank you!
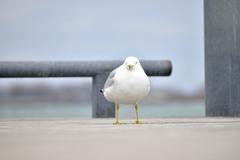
[101, 56, 150, 124]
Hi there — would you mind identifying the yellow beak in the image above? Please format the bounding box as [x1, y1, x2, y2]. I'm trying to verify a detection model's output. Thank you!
[127, 64, 134, 70]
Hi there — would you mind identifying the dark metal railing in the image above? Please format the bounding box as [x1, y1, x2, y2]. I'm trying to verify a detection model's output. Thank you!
[0, 60, 172, 118]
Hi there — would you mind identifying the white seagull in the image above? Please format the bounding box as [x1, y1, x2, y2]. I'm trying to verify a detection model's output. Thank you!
[101, 56, 150, 124]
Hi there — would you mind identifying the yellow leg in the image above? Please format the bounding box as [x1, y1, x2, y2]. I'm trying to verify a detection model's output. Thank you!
[134, 102, 141, 124]
[114, 103, 120, 124]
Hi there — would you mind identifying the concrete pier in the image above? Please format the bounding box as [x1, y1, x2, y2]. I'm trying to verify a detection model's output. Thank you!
[0, 118, 239, 160]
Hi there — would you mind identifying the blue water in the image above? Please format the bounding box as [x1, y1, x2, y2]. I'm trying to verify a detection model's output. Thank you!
[0, 101, 205, 118]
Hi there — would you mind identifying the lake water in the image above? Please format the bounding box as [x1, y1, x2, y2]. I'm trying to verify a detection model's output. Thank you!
[0, 101, 205, 118]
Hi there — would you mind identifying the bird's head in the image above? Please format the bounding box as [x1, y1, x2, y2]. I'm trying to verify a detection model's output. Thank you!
[124, 56, 140, 71]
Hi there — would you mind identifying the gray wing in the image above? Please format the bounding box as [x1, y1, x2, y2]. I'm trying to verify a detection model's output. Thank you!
[104, 69, 117, 89]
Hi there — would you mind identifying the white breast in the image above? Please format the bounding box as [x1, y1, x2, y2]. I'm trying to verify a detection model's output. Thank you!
[104, 66, 150, 104]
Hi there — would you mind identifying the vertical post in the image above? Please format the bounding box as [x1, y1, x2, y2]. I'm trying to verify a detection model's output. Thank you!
[92, 73, 115, 118]
[205, 0, 240, 116]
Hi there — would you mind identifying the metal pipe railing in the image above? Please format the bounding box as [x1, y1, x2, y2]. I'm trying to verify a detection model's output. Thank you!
[0, 60, 171, 77]
[0, 60, 172, 118]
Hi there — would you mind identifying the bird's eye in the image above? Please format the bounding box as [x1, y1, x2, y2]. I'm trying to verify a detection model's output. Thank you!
[135, 62, 138, 64]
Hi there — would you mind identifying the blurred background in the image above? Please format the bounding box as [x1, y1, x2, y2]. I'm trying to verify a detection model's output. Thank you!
[0, 0, 204, 118]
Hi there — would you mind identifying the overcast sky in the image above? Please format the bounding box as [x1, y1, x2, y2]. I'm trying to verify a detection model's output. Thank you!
[0, 0, 204, 93]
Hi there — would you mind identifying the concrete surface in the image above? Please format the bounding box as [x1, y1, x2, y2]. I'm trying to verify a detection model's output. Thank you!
[0, 118, 240, 160]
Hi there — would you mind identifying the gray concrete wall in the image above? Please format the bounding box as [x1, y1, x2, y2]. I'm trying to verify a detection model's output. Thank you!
[205, 0, 240, 116]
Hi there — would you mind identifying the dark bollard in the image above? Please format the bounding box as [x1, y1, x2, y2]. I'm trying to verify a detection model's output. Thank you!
[0, 60, 172, 118]
[205, 0, 240, 116]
